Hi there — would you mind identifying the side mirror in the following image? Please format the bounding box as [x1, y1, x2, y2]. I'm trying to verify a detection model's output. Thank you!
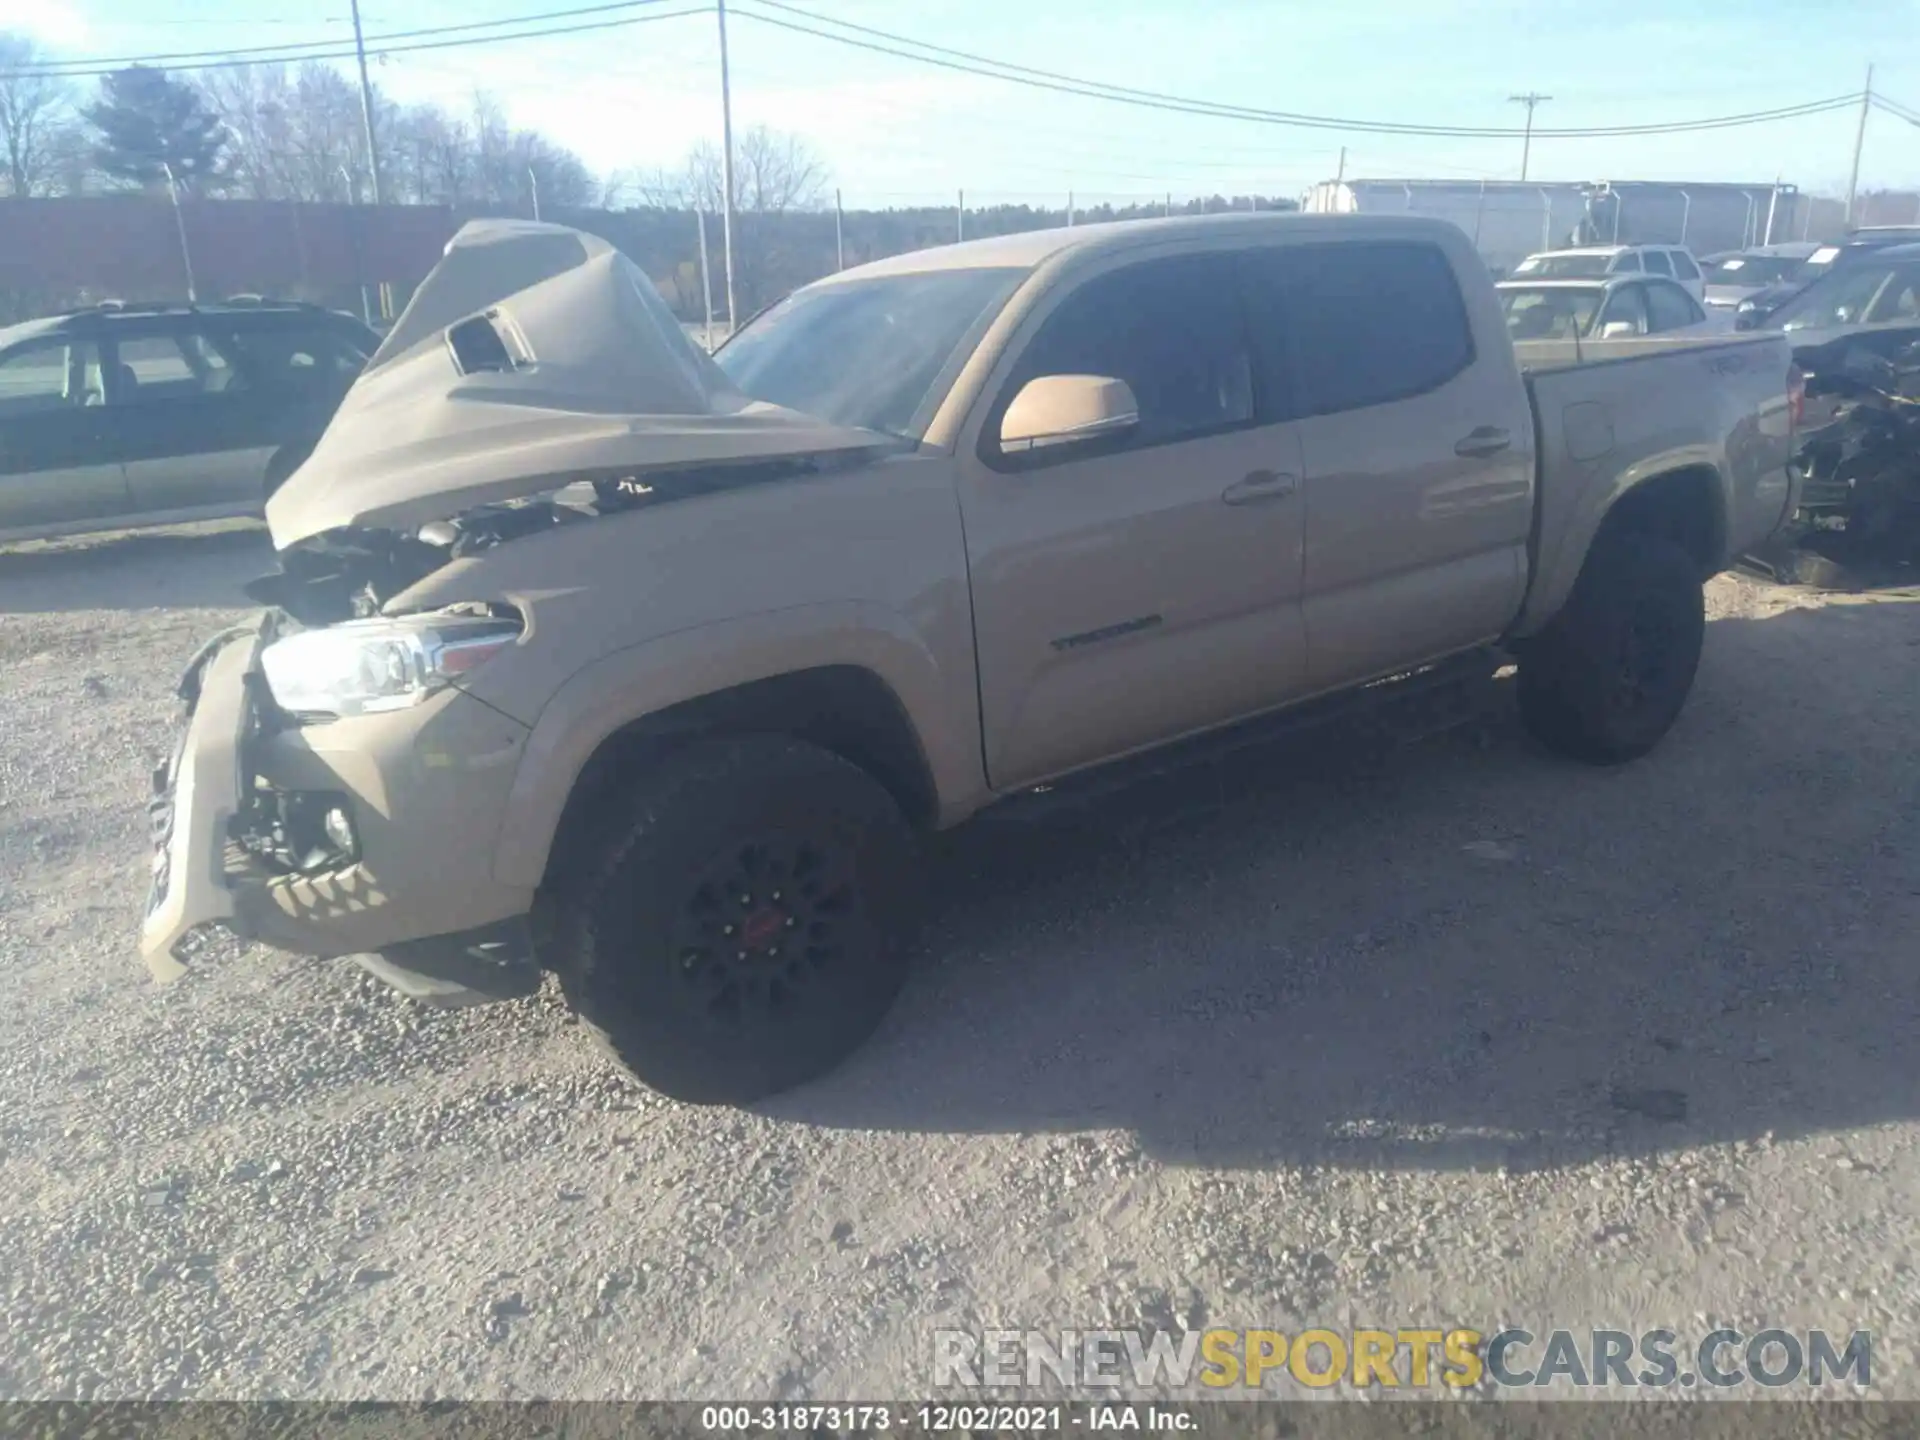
[1598, 321, 1638, 340]
[1733, 308, 1760, 331]
[999, 374, 1139, 454]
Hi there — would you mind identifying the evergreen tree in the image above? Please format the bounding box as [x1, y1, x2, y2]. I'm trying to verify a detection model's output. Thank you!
[86, 66, 228, 191]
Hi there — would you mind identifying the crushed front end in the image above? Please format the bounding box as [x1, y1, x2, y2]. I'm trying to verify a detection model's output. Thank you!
[138, 584, 541, 999]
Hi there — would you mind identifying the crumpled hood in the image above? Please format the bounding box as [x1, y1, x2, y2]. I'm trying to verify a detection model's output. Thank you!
[266, 218, 888, 546]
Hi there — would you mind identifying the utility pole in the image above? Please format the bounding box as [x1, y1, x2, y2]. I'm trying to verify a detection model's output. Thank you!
[696, 208, 714, 351]
[716, 0, 739, 332]
[528, 166, 541, 221]
[957, 188, 964, 242]
[834, 188, 844, 271]
[1846, 64, 1874, 228]
[349, 0, 389, 319]
[349, 0, 384, 205]
[1508, 92, 1552, 182]
[1335, 146, 1347, 185]
[1067, 189, 1075, 227]
[161, 162, 196, 303]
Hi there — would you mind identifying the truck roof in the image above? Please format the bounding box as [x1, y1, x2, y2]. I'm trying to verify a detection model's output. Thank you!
[814, 211, 1463, 284]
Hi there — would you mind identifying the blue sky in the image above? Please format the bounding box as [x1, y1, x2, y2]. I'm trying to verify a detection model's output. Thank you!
[6, 0, 1918, 208]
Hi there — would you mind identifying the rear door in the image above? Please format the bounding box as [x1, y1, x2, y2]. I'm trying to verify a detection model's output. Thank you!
[110, 321, 277, 516]
[0, 336, 131, 533]
[955, 248, 1310, 788]
[1244, 238, 1535, 693]
[1645, 281, 1707, 333]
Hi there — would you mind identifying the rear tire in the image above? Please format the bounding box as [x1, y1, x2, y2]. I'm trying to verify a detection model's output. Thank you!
[550, 735, 920, 1104]
[1517, 530, 1705, 765]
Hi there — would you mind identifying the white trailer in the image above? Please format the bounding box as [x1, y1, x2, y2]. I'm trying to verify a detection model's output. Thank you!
[1303, 179, 1804, 274]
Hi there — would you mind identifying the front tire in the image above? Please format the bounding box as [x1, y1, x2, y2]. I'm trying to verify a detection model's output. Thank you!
[1517, 531, 1705, 765]
[551, 735, 920, 1104]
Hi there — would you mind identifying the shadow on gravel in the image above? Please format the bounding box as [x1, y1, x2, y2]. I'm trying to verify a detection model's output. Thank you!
[0, 525, 269, 616]
[772, 596, 1920, 1174]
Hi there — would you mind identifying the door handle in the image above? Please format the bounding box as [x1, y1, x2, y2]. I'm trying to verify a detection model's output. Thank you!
[1221, 469, 1299, 505]
[1454, 426, 1512, 458]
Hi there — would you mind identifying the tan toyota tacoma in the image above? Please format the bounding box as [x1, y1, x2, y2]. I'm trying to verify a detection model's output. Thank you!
[140, 214, 1801, 1103]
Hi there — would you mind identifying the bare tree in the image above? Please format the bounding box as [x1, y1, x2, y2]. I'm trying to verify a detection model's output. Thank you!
[0, 33, 79, 197]
[642, 126, 827, 310]
[644, 126, 826, 215]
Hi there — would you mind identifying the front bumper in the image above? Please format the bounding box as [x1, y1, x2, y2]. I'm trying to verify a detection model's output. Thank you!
[138, 620, 538, 982]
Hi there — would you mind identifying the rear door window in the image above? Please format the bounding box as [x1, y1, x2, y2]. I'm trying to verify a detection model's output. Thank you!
[1611, 252, 1643, 273]
[1241, 241, 1473, 417]
[1645, 282, 1700, 331]
[1672, 251, 1701, 280]
[1643, 250, 1674, 278]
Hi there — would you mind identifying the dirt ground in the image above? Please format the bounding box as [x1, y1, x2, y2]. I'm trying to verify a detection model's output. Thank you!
[2, 523, 1917, 1401]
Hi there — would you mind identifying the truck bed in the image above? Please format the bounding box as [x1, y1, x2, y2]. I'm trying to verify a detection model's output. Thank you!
[1508, 329, 1797, 636]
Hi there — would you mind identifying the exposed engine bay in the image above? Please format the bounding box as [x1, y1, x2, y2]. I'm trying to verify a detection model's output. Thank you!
[244, 455, 854, 625]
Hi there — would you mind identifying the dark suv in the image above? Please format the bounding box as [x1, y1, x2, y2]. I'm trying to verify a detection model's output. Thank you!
[0, 299, 379, 542]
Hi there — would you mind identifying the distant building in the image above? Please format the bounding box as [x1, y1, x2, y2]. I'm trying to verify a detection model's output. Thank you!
[1301, 178, 1807, 272]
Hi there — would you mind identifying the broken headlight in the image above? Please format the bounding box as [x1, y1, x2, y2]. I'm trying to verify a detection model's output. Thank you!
[259, 612, 521, 719]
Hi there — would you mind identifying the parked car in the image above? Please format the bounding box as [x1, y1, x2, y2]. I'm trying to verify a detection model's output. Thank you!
[141, 216, 1798, 1103]
[1736, 228, 1920, 327]
[1760, 242, 1920, 344]
[1510, 244, 1707, 302]
[1699, 243, 1821, 310]
[1497, 274, 1722, 341]
[0, 299, 378, 543]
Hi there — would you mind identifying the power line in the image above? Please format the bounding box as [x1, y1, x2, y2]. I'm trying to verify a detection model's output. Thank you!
[1873, 92, 1920, 126]
[733, 0, 1862, 139]
[5, 0, 696, 77]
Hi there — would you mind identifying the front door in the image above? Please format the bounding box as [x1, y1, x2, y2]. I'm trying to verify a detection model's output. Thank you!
[0, 336, 131, 534]
[955, 249, 1309, 789]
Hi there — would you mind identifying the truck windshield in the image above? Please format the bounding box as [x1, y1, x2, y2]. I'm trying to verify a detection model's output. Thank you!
[1499, 286, 1605, 339]
[716, 267, 1027, 440]
[1769, 263, 1897, 331]
[1514, 254, 1615, 279]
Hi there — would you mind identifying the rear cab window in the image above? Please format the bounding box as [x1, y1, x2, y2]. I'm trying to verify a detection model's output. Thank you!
[1643, 251, 1674, 278]
[1672, 251, 1702, 280]
[1241, 240, 1474, 416]
[1611, 252, 1643, 273]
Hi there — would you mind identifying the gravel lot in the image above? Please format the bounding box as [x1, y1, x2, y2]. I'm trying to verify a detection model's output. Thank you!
[2, 523, 1918, 1402]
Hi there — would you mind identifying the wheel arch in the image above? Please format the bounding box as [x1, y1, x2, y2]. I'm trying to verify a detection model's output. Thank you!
[488, 606, 985, 892]
[1516, 456, 1729, 637]
[538, 664, 942, 891]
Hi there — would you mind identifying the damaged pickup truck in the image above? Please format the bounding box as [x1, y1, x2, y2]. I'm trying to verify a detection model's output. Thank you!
[141, 214, 1800, 1103]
